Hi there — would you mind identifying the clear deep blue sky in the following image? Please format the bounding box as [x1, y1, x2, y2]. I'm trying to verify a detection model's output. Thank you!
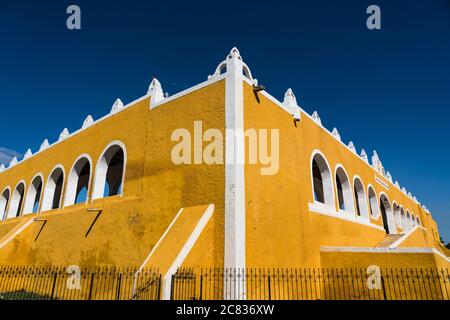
[0, 1, 449, 240]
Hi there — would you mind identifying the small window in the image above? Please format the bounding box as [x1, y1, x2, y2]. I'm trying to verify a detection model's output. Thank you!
[0, 188, 10, 221]
[92, 144, 126, 200]
[64, 157, 91, 207]
[7, 182, 25, 219]
[311, 153, 333, 206]
[23, 175, 43, 215]
[41, 167, 64, 212]
[335, 167, 354, 213]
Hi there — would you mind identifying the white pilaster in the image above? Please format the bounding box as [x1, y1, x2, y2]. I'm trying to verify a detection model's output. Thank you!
[222, 47, 247, 299]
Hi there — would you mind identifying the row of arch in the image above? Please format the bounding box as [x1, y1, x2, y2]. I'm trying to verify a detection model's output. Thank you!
[0, 142, 126, 221]
[311, 150, 420, 234]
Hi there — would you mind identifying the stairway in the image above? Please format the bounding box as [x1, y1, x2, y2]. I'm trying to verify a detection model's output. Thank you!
[375, 234, 404, 248]
[0, 217, 34, 249]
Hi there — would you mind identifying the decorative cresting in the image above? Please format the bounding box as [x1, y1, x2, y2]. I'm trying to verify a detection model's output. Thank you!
[148, 78, 165, 109]
[311, 111, 322, 125]
[82, 115, 94, 129]
[24, 149, 33, 160]
[371, 150, 384, 174]
[348, 141, 356, 153]
[282, 88, 301, 120]
[402, 187, 407, 194]
[110, 98, 124, 114]
[386, 171, 392, 182]
[0, 164, 5, 172]
[39, 139, 50, 152]
[208, 47, 258, 85]
[9, 157, 18, 168]
[331, 128, 341, 141]
[59, 128, 70, 141]
[360, 149, 369, 163]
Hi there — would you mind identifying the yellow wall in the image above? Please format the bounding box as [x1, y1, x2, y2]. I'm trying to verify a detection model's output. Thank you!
[0, 80, 226, 268]
[243, 81, 445, 268]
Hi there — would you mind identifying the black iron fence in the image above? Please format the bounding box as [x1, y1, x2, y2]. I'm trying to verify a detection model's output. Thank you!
[0, 266, 449, 300]
[0, 266, 160, 300]
[171, 268, 450, 300]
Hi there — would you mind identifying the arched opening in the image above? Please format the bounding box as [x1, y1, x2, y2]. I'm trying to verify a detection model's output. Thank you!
[379, 194, 395, 234]
[0, 188, 10, 221]
[393, 203, 401, 231]
[23, 175, 43, 215]
[7, 182, 25, 219]
[416, 216, 421, 226]
[311, 152, 333, 207]
[353, 178, 368, 218]
[92, 143, 126, 200]
[335, 167, 354, 213]
[411, 214, 416, 228]
[368, 186, 379, 218]
[406, 211, 411, 232]
[400, 207, 406, 232]
[41, 167, 64, 212]
[64, 157, 91, 207]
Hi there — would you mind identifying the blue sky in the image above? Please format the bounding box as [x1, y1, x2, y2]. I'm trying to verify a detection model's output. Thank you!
[0, 1, 449, 240]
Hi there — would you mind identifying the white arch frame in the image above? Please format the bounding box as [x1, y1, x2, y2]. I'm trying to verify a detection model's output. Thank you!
[23, 173, 44, 215]
[0, 187, 11, 221]
[7, 180, 26, 219]
[334, 164, 355, 214]
[353, 175, 369, 219]
[41, 164, 65, 212]
[92, 141, 127, 201]
[367, 184, 379, 219]
[379, 192, 396, 234]
[63, 154, 93, 208]
[310, 150, 335, 209]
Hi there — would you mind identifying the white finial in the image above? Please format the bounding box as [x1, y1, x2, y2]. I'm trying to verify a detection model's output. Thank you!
[283, 88, 301, 121]
[408, 192, 412, 198]
[395, 181, 400, 188]
[332, 128, 341, 141]
[348, 141, 356, 153]
[360, 149, 368, 163]
[9, 157, 18, 168]
[0, 164, 5, 172]
[402, 187, 407, 194]
[386, 171, 392, 182]
[24, 149, 32, 160]
[40, 139, 50, 151]
[413, 196, 418, 202]
[59, 128, 69, 141]
[311, 111, 322, 125]
[208, 47, 256, 84]
[372, 150, 383, 173]
[111, 98, 124, 114]
[148, 78, 165, 108]
[82, 115, 94, 129]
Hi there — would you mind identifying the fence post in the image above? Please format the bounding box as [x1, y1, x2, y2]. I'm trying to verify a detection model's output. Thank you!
[268, 273, 271, 301]
[199, 274, 203, 301]
[116, 273, 122, 300]
[157, 274, 162, 300]
[170, 274, 175, 300]
[50, 271, 58, 300]
[88, 272, 95, 300]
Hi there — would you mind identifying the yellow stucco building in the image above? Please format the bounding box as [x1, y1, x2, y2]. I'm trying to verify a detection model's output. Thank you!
[0, 48, 448, 299]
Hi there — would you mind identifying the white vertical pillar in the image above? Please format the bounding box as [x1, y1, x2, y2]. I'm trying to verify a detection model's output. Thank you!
[223, 48, 246, 300]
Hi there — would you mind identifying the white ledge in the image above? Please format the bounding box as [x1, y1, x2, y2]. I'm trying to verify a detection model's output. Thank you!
[308, 202, 385, 232]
